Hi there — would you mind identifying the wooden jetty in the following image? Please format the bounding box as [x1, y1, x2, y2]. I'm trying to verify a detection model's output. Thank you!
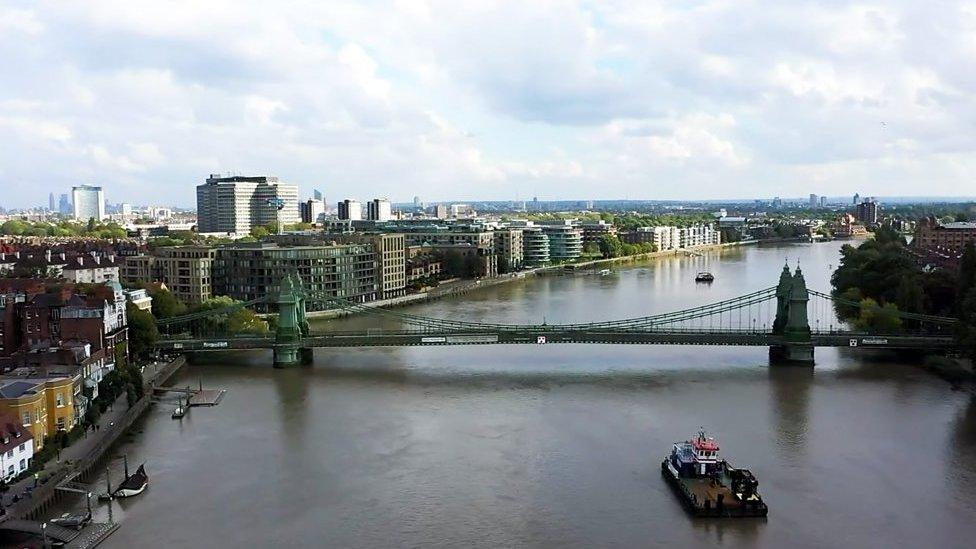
[153, 380, 226, 407]
[188, 389, 225, 406]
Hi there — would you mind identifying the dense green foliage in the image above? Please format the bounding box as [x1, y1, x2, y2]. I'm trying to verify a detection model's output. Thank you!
[191, 296, 270, 335]
[0, 219, 127, 238]
[955, 244, 976, 360]
[597, 235, 655, 258]
[149, 287, 187, 319]
[126, 303, 159, 359]
[831, 228, 968, 337]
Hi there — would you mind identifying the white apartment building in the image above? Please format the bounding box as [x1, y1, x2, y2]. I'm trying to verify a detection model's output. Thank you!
[196, 175, 300, 234]
[636, 225, 720, 251]
[72, 185, 105, 221]
[338, 199, 363, 221]
[367, 199, 392, 221]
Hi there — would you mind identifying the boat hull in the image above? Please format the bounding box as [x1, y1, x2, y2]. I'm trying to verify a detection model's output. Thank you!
[114, 482, 148, 498]
[661, 459, 768, 518]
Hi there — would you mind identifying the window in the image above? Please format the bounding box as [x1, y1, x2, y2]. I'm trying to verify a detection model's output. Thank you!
[56, 417, 66, 431]
[18, 443, 24, 453]
[56, 392, 64, 407]
[21, 411, 30, 425]
[6, 465, 12, 476]
[5, 450, 11, 458]
[18, 459, 25, 470]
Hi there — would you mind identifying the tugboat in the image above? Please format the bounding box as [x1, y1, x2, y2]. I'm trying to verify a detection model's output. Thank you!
[695, 272, 715, 283]
[661, 429, 768, 518]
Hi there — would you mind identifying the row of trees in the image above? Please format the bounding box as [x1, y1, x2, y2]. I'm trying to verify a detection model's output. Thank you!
[0, 219, 127, 239]
[596, 235, 656, 259]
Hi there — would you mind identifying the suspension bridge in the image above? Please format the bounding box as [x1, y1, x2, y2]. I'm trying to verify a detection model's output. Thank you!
[153, 265, 959, 366]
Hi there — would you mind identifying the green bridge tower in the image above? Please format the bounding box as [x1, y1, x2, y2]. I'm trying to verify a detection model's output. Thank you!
[770, 263, 814, 364]
[273, 272, 312, 367]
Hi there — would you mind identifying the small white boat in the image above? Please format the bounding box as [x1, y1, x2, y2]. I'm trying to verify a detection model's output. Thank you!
[172, 393, 187, 419]
[598, 269, 612, 276]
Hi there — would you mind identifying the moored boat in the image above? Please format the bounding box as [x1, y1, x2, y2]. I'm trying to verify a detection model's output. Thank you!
[99, 455, 149, 500]
[113, 464, 149, 498]
[50, 510, 92, 530]
[661, 429, 768, 518]
[172, 393, 187, 419]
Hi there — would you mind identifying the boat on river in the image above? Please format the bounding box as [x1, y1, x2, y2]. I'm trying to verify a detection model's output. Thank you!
[99, 455, 149, 500]
[172, 393, 187, 419]
[695, 272, 715, 283]
[661, 429, 768, 518]
[50, 510, 92, 530]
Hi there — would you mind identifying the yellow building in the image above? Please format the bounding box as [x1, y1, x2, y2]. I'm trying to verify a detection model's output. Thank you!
[0, 377, 75, 449]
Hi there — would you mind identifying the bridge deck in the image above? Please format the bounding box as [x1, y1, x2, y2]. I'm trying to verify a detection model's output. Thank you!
[156, 330, 956, 351]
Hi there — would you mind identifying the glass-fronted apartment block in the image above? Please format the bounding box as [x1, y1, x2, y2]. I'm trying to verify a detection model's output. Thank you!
[213, 243, 378, 311]
[520, 227, 550, 267]
[540, 221, 583, 261]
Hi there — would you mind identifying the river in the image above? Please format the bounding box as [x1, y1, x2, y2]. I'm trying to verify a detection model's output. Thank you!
[64, 241, 976, 548]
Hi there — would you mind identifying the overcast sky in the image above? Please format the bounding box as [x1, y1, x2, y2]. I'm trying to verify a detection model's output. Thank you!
[1, 1, 975, 208]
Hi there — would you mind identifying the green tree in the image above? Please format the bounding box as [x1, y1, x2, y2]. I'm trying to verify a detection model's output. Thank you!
[0, 220, 28, 235]
[191, 296, 269, 336]
[126, 303, 159, 359]
[598, 235, 623, 258]
[854, 298, 903, 333]
[150, 289, 187, 319]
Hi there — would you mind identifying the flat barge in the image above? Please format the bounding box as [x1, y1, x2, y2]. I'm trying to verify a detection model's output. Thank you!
[661, 429, 768, 518]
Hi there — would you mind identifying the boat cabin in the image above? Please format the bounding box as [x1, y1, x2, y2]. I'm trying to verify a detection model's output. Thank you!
[669, 429, 722, 477]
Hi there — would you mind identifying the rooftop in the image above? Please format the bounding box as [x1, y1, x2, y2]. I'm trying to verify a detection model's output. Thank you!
[0, 380, 40, 399]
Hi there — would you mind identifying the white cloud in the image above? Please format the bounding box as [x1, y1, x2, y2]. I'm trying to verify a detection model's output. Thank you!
[0, 0, 975, 206]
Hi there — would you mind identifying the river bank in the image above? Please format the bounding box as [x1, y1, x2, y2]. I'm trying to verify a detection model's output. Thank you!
[306, 239, 759, 320]
[922, 355, 976, 391]
[1, 355, 187, 523]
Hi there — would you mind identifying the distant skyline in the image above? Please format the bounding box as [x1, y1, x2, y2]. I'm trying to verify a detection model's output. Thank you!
[1, 1, 975, 208]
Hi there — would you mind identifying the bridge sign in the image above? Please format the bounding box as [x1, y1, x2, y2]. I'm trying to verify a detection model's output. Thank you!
[849, 339, 858, 347]
[537, 336, 547, 344]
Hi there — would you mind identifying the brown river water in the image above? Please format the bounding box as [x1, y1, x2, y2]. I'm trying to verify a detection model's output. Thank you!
[53, 240, 976, 548]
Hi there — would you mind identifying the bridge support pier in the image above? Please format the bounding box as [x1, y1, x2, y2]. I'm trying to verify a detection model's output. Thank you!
[770, 264, 815, 366]
[273, 345, 313, 367]
[273, 272, 311, 368]
[769, 344, 814, 365]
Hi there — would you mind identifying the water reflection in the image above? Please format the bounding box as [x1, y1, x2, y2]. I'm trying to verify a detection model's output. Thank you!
[768, 366, 813, 463]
